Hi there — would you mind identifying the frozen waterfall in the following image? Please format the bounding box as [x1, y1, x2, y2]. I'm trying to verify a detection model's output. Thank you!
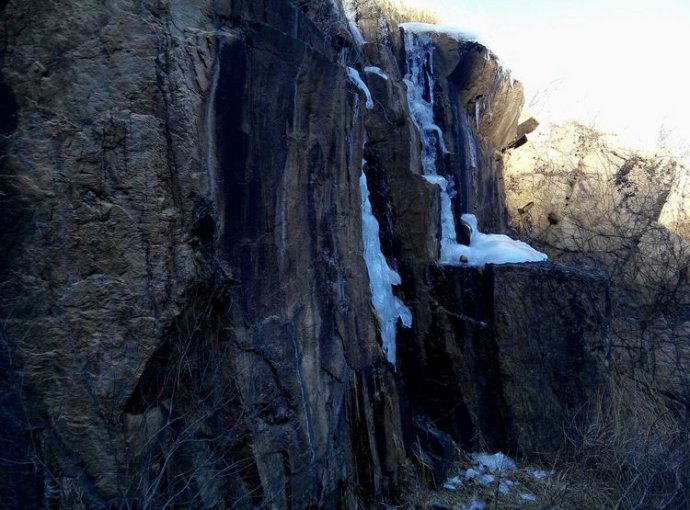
[349, 71, 412, 366]
[360, 170, 412, 366]
[402, 27, 547, 268]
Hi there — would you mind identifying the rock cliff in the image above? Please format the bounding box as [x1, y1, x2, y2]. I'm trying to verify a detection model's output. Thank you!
[504, 122, 690, 421]
[0, 1, 610, 508]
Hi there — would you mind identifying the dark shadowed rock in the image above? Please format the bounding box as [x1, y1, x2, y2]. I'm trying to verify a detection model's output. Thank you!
[0, 0, 402, 506]
[405, 262, 609, 455]
[490, 263, 609, 453]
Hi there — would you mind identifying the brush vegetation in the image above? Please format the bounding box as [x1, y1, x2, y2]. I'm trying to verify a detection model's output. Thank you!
[361, 0, 439, 24]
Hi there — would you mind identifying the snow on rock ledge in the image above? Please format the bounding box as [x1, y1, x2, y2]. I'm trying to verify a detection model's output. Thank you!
[400, 22, 489, 48]
[444, 214, 548, 267]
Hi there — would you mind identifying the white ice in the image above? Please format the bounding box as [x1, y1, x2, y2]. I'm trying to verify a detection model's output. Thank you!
[521, 492, 537, 502]
[461, 499, 486, 510]
[360, 171, 412, 366]
[527, 467, 553, 480]
[464, 468, 495, 485]
[401, 23, 544, 269]
[402, 30, 449, 176]
[443, 475, 463, 490]
[443, 214, 548, 267]
[364, 65, 390, 81]
[347, 67, 374, 109]
[342, 0, 365, 45]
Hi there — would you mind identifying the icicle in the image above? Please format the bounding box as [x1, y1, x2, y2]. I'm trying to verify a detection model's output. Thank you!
[342, 0, 365, 46]
[347, 67, 374, 110]
[402, 30, 449, 177]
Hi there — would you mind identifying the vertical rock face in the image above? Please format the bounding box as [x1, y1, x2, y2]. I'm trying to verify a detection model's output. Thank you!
[1, 0, 217, 505]
[0, 1, 610, 508]
[0, 0, 402, 506]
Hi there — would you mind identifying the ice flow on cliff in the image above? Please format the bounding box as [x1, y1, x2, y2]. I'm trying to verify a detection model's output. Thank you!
[401, 26, 547, 268]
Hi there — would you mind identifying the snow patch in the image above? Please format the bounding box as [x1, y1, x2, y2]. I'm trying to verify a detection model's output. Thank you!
[461, 498, 486, 510]
[401, 22, 490, 48]
[443, 214, 548, 267]
[443, 475, 463, 490]
[470, 452, 518, 473]
[527, 467, 553, 480]
[464, 468, 495, 485]
[360, 171, 412, 366]
[443, 452, 545, 505]
[521, 492, 537, 502]
[499, 479, 514, 494]
[347, 67, 374, 109]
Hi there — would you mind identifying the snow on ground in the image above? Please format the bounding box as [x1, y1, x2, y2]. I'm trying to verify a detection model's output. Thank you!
[440, 451, 553, 506]
[462, 498, 486, 510]
[470, 452, 518, 473]
[521, 491, 537, 502]
[527, 467, 554, 480]
[413, 449, 557, 507]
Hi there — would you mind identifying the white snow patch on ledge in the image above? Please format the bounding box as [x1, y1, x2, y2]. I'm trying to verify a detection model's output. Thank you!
[400, 22, 489, 47]
[444, 214, 548, 267]
[347, 67, 374, 109]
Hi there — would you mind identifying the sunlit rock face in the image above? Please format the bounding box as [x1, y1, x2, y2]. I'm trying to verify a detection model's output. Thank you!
[504, 121, 690, 316]
[1, 0, 611, 507]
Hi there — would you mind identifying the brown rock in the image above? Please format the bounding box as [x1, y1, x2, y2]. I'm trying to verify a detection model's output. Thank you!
[517, 117, 540, 138]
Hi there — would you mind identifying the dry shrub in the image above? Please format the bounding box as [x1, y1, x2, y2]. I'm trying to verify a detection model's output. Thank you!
[535, 370, 690, 509]
[366, 0, 439, 24]
[505, 122, 690, 318]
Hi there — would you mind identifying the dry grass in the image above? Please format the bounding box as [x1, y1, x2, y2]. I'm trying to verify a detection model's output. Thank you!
[544, 371, 690, 509]
[365, 0, 439, 24]
[403, 371, 690, 509]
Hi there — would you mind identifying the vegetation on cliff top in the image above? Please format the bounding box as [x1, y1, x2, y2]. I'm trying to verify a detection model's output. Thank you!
[352, 0, 438, 24]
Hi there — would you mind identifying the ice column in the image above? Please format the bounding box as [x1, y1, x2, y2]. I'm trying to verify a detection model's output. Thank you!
[349, 68, 412, 366]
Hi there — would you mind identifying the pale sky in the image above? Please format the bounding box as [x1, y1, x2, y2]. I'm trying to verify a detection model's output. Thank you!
[404, 0, 690, 153]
